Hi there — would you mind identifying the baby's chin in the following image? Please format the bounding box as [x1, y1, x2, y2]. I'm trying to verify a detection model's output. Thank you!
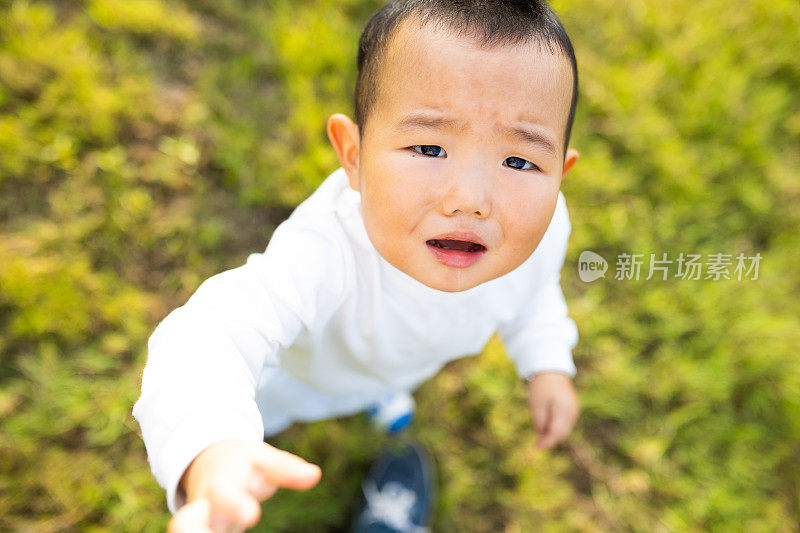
[432, 272, 504, 293]
[430, 254, 537, 292]
[425, 280, 483, 293]
[376, 249, 489, 293]
[409, 263, 509, 293]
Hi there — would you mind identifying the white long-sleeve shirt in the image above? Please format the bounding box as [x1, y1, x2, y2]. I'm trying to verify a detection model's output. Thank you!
[133, 168, 578, 512]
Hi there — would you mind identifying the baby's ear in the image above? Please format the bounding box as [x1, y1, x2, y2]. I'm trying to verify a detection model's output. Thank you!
[326, 114, 361, 191]
[561, 148, 579, 180]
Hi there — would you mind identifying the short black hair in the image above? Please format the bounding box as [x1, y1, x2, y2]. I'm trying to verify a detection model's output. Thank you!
[355, 0, 579, 155]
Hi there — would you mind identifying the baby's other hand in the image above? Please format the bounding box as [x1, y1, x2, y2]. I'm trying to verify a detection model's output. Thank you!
[526, 372, 580, 450]
[168, 440, 321, 533]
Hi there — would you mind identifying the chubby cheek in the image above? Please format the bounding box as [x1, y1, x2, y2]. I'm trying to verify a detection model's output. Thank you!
[358, 167, 426, 265]
[500, 188, 558, 259]
[362, 161, 434, 231]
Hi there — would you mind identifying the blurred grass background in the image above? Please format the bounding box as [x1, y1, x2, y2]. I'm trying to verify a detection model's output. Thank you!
[1, 0, 798, 530]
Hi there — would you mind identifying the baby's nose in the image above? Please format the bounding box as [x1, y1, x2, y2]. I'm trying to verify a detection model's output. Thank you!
[438, 166, 492, 218]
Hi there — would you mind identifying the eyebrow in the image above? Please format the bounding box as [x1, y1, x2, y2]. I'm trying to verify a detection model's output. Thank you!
[394, 112, 559, 158]
[500, 125, 558, 158]
[395, 112, 467, 132]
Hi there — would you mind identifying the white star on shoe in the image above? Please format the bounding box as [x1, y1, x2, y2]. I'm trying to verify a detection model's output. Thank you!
[361, 480, 430, 533]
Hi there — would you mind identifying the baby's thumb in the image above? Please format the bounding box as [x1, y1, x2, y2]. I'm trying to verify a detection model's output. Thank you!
[252, 443, 322, 492]
[168, 498, 214, 533]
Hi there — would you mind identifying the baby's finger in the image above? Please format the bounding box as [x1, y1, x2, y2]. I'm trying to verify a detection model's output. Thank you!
[252, 444, 322, 491]
[551, 411, 573, 442]
[168, 499, 215, 533]
[206, 482, 261, 530]
[247, 469, 279, 501]
[530, 397, 551, 436]
[536, 426, 560, 449]
[537, 407, 573, 449]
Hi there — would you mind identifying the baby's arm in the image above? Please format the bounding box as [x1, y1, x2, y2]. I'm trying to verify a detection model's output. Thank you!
[133, 221, 351, 529]
[502, 271, 580, 449]
[498, 193, 580, 448]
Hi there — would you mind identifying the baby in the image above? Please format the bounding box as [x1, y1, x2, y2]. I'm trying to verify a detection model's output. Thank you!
[134, 0, 581, 530]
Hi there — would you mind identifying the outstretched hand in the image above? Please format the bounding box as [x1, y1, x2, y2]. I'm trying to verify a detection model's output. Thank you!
[168, 440, 322, 533]
[527, 372, 580, 449]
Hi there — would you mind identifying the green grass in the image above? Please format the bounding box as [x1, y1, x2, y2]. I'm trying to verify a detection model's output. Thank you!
[1, 0, 798, 530]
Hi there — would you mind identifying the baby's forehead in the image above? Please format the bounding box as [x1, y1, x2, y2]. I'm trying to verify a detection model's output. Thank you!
[391, 17, 569, 64]
[368, 20, 573, 138]
[380, 19, 573, 93]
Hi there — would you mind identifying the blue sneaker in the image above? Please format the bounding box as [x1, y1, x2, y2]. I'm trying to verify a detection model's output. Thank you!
[351, 441, 435, 533]
[367, 392, 415, 434]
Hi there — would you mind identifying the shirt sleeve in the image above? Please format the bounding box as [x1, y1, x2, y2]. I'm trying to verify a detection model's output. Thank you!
[497, 193, 579, 380]
[131, 219, 351, 513]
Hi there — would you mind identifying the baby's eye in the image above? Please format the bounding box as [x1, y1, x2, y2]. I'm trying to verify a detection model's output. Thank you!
[504, 156, 540, 171]
[410, 145, 446, 157]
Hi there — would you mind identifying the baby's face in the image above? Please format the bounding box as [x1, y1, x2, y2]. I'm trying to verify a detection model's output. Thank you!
[344, 22, 576, 292]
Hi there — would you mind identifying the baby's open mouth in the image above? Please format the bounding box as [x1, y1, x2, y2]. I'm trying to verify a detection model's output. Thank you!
[426, 239, 486, 253]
